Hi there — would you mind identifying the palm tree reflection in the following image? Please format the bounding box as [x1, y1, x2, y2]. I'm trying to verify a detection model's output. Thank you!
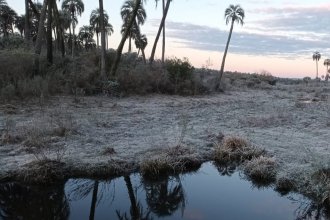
[143, 175, 186, 217]
[0, 181, 69, 219]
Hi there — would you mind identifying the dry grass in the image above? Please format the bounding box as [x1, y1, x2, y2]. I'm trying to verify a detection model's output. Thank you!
[243, 156, 277, 186]
[140, 145, 202, 180]
[17, 159, 67, 184]
[214, 137, 265, 164]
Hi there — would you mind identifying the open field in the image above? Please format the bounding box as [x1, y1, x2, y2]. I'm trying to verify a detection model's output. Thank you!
[0, 81, 330, 205]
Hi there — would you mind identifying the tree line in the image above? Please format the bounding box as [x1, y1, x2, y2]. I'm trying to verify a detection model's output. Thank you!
[0, 0, 245, 87]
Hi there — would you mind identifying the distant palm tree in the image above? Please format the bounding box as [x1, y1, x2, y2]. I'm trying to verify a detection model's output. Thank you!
[323, 59, 330, 75]
[121, 0, 146, 52]
[218, 4, 245, 88]
[110, 0, 144, 76]
[105, 22, 114, 49]
[79, 25, 93, 50]
[62, 0, 84, 58]
[135, 33, 147, 63]
[149, 0, 172, 65]
[0, 3, 17, 37]
[89, 8, 109, 48]
[313, 51, 321, 79]
[14, 15, 25, 36]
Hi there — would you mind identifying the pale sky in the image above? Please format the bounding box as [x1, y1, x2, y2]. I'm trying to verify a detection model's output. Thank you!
[6, 0, 330, 78]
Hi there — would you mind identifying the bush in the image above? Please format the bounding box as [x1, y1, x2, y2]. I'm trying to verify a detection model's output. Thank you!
[165, 57, 195, 95]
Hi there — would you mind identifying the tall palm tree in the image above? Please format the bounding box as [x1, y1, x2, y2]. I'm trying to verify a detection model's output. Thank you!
[120, 0, 146, 53]
[149, 0, 172, 65]
[33, 0, 48, 75]
[324, 59, 330, 81]
[161, 0, 165, 63]
[313, 51, 321, 79]
[110, 0, 144, 77]
[24, 0, 30, 42]
[89, 8, 108, 48]
[99, 0, 106, 79]
[218, 4, 245, 87]
[62, 0, 84, 58]
[46, 0, 54, 65]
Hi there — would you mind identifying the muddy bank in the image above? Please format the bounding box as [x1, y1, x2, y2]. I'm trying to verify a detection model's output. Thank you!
[0, 83, 330, 204]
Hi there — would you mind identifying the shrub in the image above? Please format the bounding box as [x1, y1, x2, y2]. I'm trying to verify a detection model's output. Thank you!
[165, 57, 196, 95]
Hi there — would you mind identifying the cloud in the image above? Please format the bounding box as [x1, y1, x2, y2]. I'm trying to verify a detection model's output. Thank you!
[157, 20, 329, 58]
[249, 4, 330, 33]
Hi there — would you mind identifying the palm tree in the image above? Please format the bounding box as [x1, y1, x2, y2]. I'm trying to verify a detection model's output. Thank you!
[120, 0, 146, 52]
[99, 0, 106, 79]
[33, 0, 48, 75]
[218, 4, 245, 87]
[89, 8, 109, 48]
[105, 22, 114, 49]
[14, 15, 25, 36]
[24, 0, 30, 42]
[62, 0, 84, 58]
[135, 33, 147, 64]
[79, 25, 93, 50]
[149, 0, 171, 65]
[313, 51, 321, 79]
[0, 4, 17, 37]
[110, 0, 144, 77]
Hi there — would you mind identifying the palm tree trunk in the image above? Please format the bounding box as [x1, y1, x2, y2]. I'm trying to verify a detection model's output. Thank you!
[110, 0, 142, 77]
[53, 2, 65, 57]
[218, 18, 234, 88]
[128, 36, 132, 53]
[96, 32, 99, 48]
[99, 0, 107, 80]
[72, 12, 75, 58]
[28, 0, 40, 20]
[142, 49, 146, 64]
[161, 0, 166, 64]
[46, 0, 53, 65]
[89, 181, 99, 220]
[24, 0, 31, 43]
[316, 61, 319, 79]
[33, 0, 48, 76]
[149, 0, 171, 65]
[124, 176, 139, 219]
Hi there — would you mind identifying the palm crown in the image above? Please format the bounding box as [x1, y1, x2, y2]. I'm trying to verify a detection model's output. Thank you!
[225, 4, 245, 25]
[313, 51, 321, 61]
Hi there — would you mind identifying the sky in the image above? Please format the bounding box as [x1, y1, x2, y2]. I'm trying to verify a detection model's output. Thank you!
[6, 0, 330, 78]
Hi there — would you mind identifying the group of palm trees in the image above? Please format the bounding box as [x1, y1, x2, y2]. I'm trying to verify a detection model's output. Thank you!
[312, 51, 330, 81]
[1, 0, 246, 86]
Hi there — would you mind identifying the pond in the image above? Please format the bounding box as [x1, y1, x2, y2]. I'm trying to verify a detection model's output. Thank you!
[0, 162, 327, 220]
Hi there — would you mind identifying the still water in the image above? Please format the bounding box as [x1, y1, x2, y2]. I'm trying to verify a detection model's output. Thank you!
[0, 163, 326, 220]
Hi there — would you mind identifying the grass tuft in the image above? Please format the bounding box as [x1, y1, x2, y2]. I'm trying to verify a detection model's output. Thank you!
[243, 156, 277, 186]
[214, 136, 265, 164]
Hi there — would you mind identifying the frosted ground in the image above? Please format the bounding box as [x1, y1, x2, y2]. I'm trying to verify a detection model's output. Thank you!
[0, 82, 329, 203]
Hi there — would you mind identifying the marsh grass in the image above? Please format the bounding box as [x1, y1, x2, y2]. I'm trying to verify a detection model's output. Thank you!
[140, 145, 202, 180]
[243, 156, 277, 186]
[214, 137, 265, 164]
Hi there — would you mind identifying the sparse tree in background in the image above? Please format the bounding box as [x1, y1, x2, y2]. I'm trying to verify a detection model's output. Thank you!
[135, 33, 147, 63]
[62, 0, 84, 58]
[105, 22, 114, 49]
[98, 0, 106, 80]
[120, 0, 146, 53]
[313, 51, 321, 79]
[218, 4, 245, 89]
[78, 25, 93, 50]
[0, 2, 17, 37]
[33, 0, 48, 75]
[149, 0, 172, 65]
[323, 58, 330, 81]
[110, 0, 144, 77]
[89, 8, 108, 48]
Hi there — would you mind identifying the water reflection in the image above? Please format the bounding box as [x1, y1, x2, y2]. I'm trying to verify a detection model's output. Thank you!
[0, 181, 69, 219]
[1, 163, 330, 220]
[143, 175, 185, 217]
